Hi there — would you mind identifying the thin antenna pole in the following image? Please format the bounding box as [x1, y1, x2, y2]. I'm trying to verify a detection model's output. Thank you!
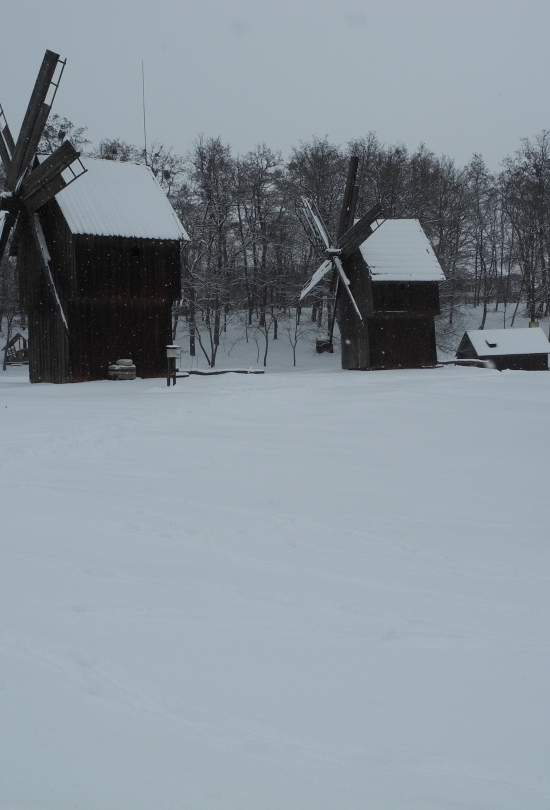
[141, 59, 148, 166]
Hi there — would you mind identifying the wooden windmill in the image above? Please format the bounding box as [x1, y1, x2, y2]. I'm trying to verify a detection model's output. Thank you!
[298, 156, 382, 367]
[0, 50, 188, 384]
[0, 50, 86, 332]
[299, 156, 445, 369]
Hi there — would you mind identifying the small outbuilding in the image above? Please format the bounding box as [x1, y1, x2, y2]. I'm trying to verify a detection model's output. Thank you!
[456, 327, 550, 371]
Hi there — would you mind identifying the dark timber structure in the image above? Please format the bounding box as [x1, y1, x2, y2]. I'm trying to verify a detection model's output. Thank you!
[0, 50, 187, 383]
[299, 157, 445, 370]
[456, 328, 550, 371]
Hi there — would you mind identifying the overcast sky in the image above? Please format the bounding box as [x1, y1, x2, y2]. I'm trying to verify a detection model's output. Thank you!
[2, 0, 549, 168]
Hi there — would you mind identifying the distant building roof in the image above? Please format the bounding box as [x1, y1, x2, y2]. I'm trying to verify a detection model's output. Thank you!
[359, 219, 445, 283]
[464, 327, 550, 357]
[54, 158, 189, 241]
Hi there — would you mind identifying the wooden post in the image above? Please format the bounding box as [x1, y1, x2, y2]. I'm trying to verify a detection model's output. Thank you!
[166, 345, 179, 386]
[166, 356, 175, 386]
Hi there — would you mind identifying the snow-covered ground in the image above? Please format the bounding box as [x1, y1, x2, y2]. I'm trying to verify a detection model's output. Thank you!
[1, 361, 550, 809]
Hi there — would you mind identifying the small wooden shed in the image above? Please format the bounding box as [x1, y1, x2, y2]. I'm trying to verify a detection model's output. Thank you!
[18, 158, 189, 383]
[456, 327, 550, 370]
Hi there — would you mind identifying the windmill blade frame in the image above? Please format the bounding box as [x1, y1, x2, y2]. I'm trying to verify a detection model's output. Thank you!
[7, 50, 65, 189]
[0, 210, 17, 266]
[339, 203, 384, 259]
[20, 141, 80, 199]
[298, 196, 331, 250]
[299, 258, 333, 301]
[21, 144, 86, 213]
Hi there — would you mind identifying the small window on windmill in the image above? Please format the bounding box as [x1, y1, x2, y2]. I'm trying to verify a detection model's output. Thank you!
[485, 338, 497, 349]
[131, 245, 141, 259]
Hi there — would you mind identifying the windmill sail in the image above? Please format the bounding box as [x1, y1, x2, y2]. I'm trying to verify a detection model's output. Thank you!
[300, 259, 333, 300]
[7, 50, 62, 188]
[332, 256, 363, 321]
[31, 214, 69, 332]
[299, 196, 331, 249]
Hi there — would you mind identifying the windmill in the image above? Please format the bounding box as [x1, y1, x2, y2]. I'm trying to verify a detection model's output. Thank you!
[297, 156, 383, 362]
[298, 156, 445, 370]
[0, 49, 86, 332]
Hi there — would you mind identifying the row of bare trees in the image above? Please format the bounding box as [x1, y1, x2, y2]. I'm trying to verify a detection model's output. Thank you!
[2, 122, 550, 366]
[171, 131, 550, 364]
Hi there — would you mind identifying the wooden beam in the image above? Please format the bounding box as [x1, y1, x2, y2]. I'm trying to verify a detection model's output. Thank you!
[7, 50, 60, 188]
[23, 172, 68, 213]
[338, 203, 383, 259]
[338, 155, 359, 239]
[13, 102, 51, 188]
[21, 141, 80, 204]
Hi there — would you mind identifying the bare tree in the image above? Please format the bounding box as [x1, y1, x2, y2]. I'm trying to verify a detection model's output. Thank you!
[39, 114, 90, 155]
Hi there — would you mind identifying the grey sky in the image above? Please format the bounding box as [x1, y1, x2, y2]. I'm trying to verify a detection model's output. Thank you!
[2, 0, 549, 168]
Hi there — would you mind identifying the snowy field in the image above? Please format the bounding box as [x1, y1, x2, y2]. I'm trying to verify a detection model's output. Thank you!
[1, 360, 550, 809]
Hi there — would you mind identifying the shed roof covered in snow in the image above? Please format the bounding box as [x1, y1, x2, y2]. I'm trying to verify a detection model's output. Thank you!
[359, 219, 445, 283]
[54, 158, 189, 241]
[463, 327, 550, 357]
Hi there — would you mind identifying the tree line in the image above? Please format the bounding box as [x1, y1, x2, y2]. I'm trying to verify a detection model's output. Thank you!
[2, 117, 550, 366]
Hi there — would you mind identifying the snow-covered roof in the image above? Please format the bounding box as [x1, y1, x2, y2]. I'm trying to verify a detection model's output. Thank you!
[359, 219, 445, 283]
[464, 327, 550, 357]
[54, 158, 189, 241]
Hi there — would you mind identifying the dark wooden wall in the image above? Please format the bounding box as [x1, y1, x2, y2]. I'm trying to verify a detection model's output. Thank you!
[489, 354, 548, 371]
[68, 298, 173, 380]
[366, 280, 440, 368]
[372, 281, 440, 314]
[70, 235, 180, 380]
[491, 354, 548, 370]
[368, 315, 437, 368]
